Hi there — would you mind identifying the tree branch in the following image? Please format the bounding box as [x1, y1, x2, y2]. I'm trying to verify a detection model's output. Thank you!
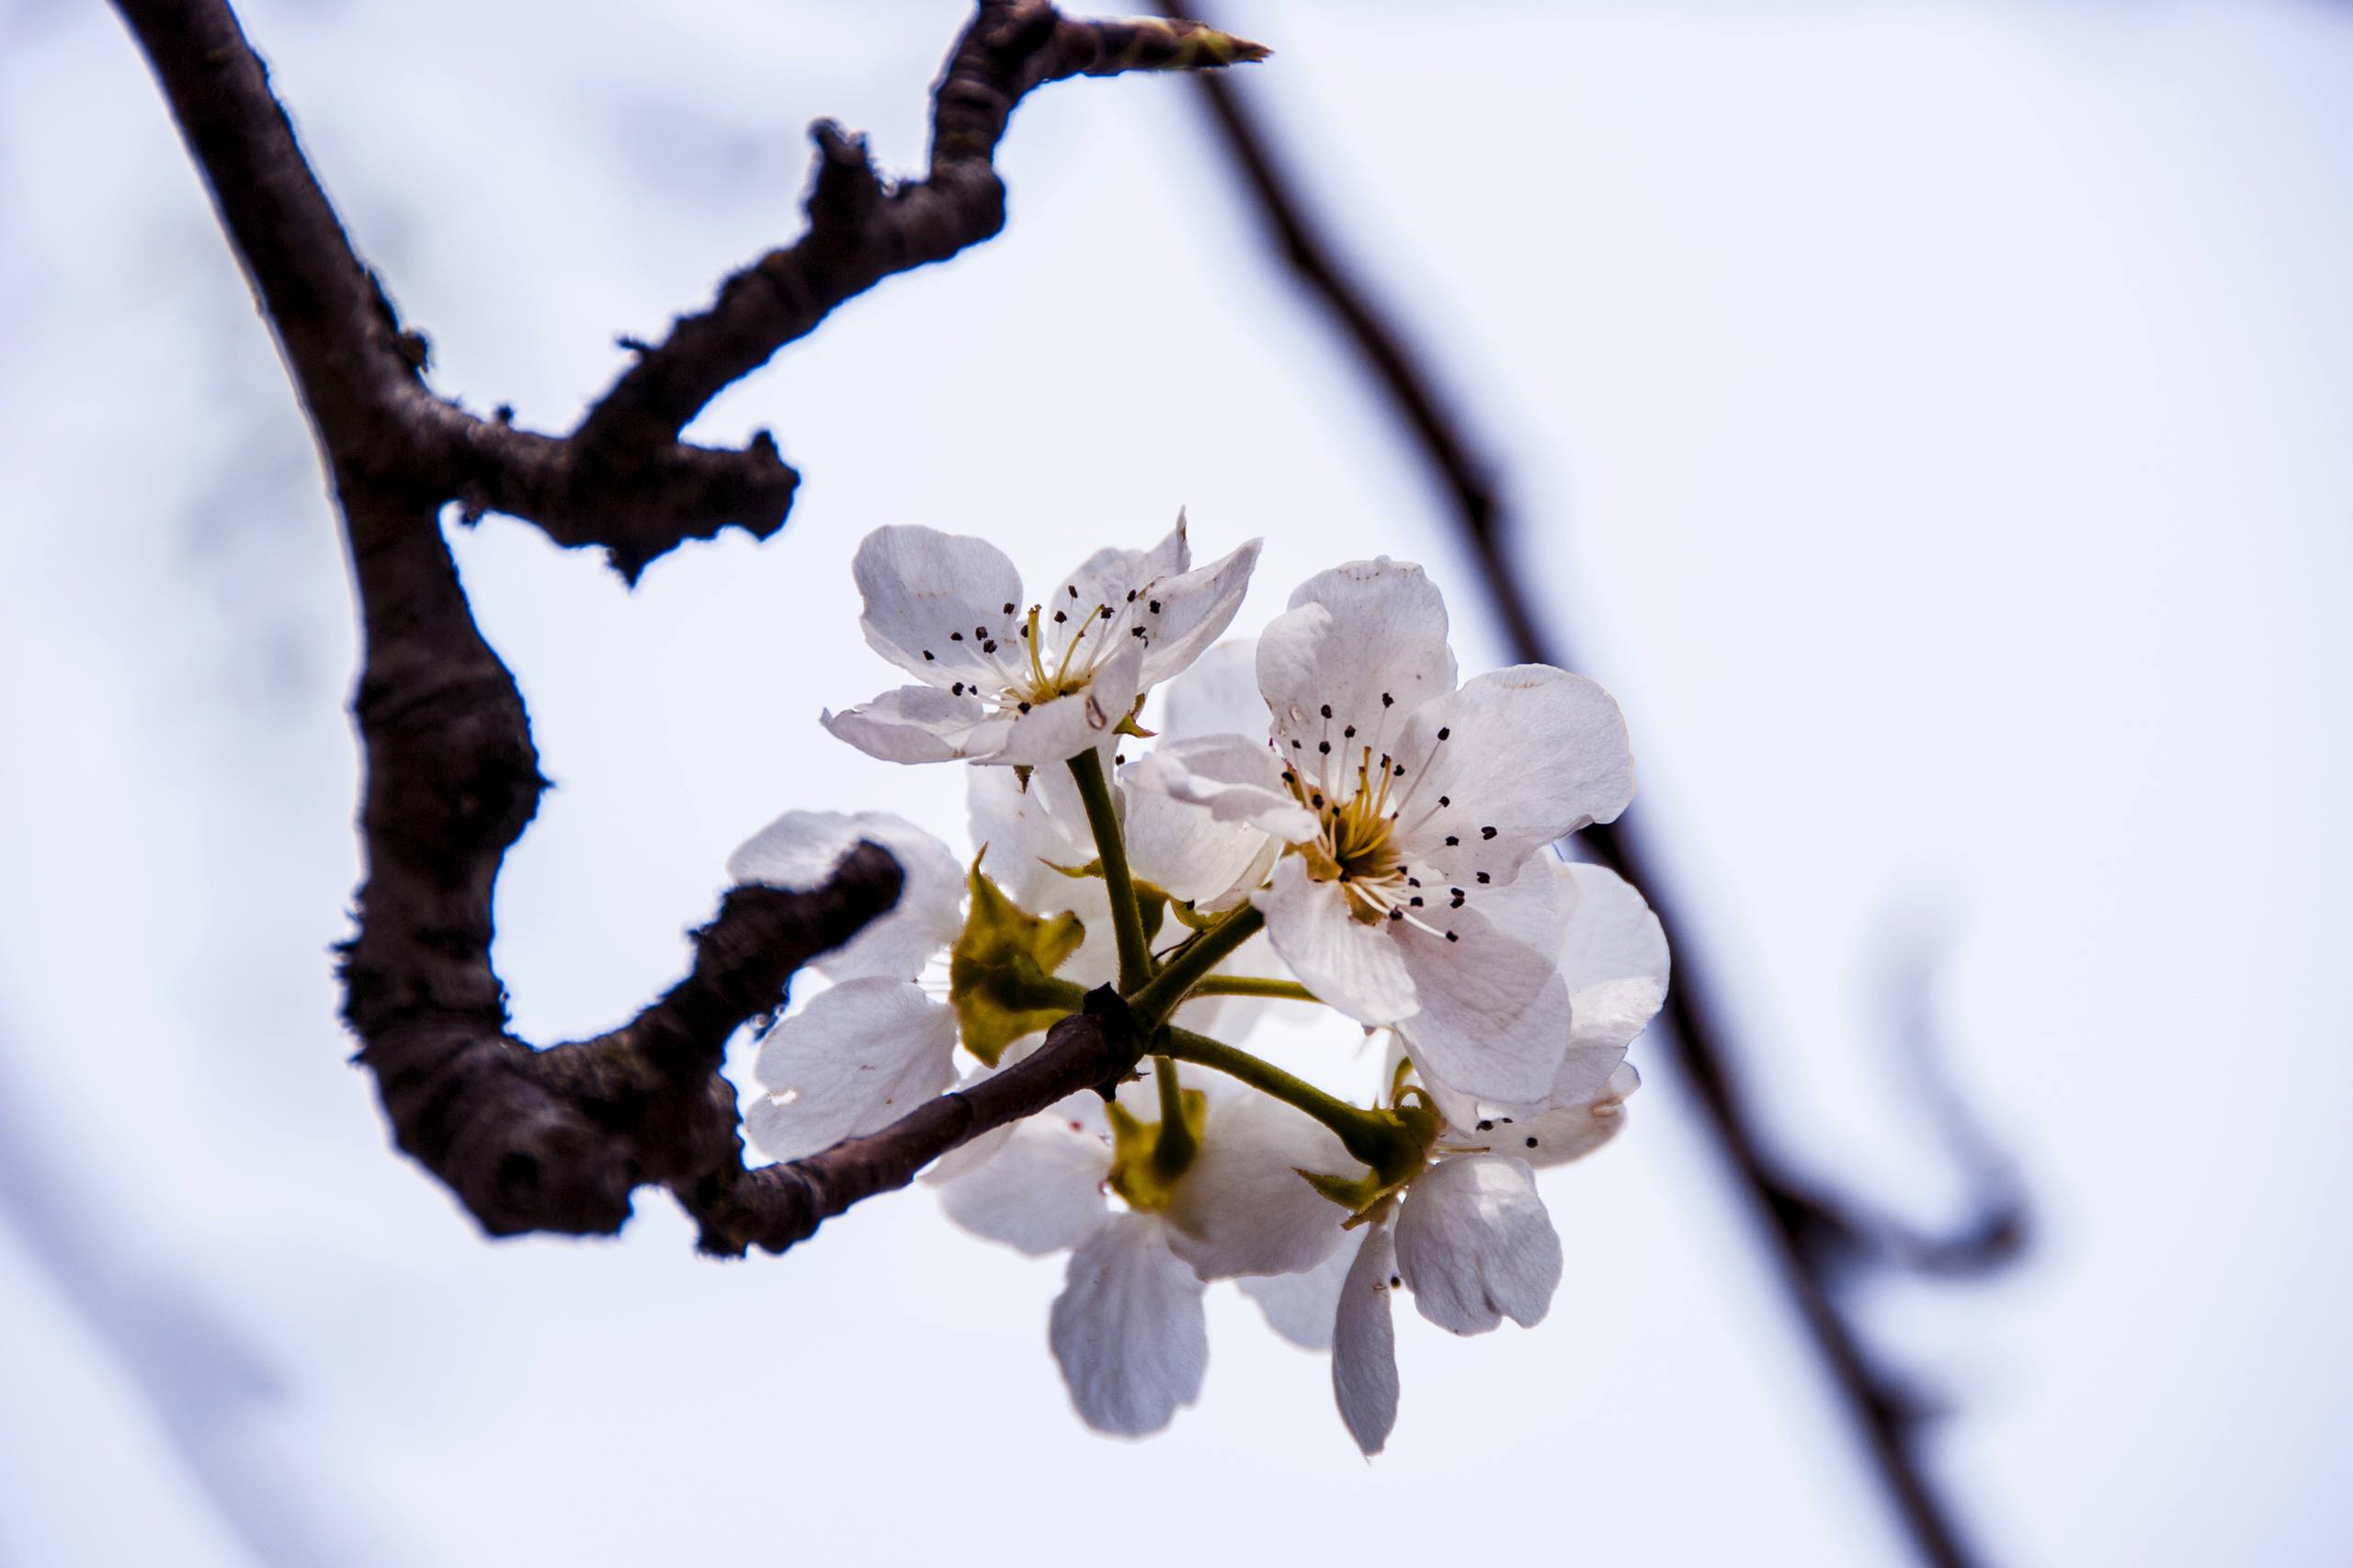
[572, 10, 1267, 472]
[691, 992, 1133, 1257]
[113, 0, 1251, 1253]
[115, 0, 1263, 583]
[1155, 8, 2015, 1562]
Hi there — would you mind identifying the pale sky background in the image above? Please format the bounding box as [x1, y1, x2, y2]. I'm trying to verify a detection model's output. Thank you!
[3, 0, 2348, 1562]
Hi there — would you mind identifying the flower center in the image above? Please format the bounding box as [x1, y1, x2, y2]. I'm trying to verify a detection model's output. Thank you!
[1286, 744, 1417, 923]
[970, 591, 1158, 713]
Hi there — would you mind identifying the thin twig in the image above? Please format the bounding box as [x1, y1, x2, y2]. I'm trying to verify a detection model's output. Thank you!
[1154, 8, 2009, 1562]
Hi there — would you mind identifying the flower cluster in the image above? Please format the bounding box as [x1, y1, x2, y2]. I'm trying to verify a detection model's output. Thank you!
[732, 518, 1667, 1453]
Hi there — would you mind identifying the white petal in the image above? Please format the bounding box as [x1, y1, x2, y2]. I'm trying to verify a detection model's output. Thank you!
[1556, 861, 1671, 1060]
[1046, 521, 1190, 625]
[1257, 560, 1458, 764]
[726, 810, 965, 983]
[1239, 1230, 1360, 1351]
[1513, 1061, 1642, 1168]
[1391, 665, 1634, 872]
[746, 980, 960, 1161]
[1392, 858, 1573, 1106]
[1393, 1154, 1562, 1335]
[1119, 768, 1284, 907]
[1158, 637, 1270, 741]
[1122, 733, 1317, 844]
[1163, 1091, 1352, 1280]
[985, 639, 1145, 768]
[822, 685, 1011, 764]
[937, 1108, 1110, 1256]
[850, 525, 1027, 689]
[1256, 856, 1418, 1026]
[1050, 1213, 1210, 1437]
[1333, 1221, 1401, 1456]
[1135, 538, 1264, 690]
[966, 765, 1093, 910]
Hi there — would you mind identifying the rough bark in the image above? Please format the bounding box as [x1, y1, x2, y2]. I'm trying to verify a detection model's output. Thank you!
[112, 0, 1256, 1249]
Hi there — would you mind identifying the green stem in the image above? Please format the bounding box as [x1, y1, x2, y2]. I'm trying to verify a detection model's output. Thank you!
[1128, 903, 1265, 1028]
[1151, 1055, 1197, 1173]
[1065, 747, 1152, 994]
[1164, 1024, 1414, 1177]
[1013, 978, 1413, 1182]
[1185, 974, 1318, 1003]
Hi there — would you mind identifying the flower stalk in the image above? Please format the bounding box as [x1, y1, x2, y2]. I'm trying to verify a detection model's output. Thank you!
[1162, 1025, 1420, 1183]
[1127, 902, 1265, 1028]
[1186, 974, 1317, 1003]
[1066, 746, 1154, 993]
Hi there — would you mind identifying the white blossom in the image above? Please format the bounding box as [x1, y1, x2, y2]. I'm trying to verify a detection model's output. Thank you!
[932, 1067, 1351, 1437]
[1409, 858, 1669, 1138]
[1128, 560, 1638, 1105]
[1242, 1063, 1642, 1456]
[822, 518, 1261, 768]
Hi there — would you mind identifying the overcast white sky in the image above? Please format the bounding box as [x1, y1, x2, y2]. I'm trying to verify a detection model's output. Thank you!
[3, 0, 2348, 1562]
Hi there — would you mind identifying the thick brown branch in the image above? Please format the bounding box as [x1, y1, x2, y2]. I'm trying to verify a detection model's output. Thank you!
[691, 993, 1133, 1257]
[115, 0, 1223, 1254]
[572, 6, 1267, 467]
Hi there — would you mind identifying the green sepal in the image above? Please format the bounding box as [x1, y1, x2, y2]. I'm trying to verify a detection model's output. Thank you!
[1047, 857, 1169, 945]
[1106, 1089, 1208, 1211]
[1300, 1165, 1390, 1218]
[949, 854, 1086, 1066]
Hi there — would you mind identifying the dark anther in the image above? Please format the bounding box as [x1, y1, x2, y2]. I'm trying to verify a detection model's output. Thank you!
[983, 640, 997, 653]
[1525, 1137, 1539, 1149]
[1445, 930, 1460, 943]
[1068, 585, 1079, 598]
[1387, 908, 1403, 921]
[1438, 726, 1450, 740]
[1318, 741, 1331, 754]
[1438, 795, 1450, 807]
[1149, 600, 1162, 614]
[1002, 602, 1016, 614]
[950, 631, 964, 641]
[1321, 703, 1333, 719]
[1344, 725, 1356, 738]
[1017, 701, 1032, 713]
[923, 650, 935, 660]
[1381, 692, 1394, 707]
[1476, 1119, 1494, 1131]
[1475, 872, 1491, 884]
[1054, 610, 1067, 623]
[1481, 825, 1497, 840]
[975, 626, 988, 638]
[1445, 835, 1459, 846]
[1409, 896, 1423, 907]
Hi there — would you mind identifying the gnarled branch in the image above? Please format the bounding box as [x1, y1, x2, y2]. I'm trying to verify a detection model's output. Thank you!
[113, 0, 1256, 1252]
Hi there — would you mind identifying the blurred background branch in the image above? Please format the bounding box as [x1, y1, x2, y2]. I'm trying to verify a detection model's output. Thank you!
[1156, 6, 2029, 1562]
